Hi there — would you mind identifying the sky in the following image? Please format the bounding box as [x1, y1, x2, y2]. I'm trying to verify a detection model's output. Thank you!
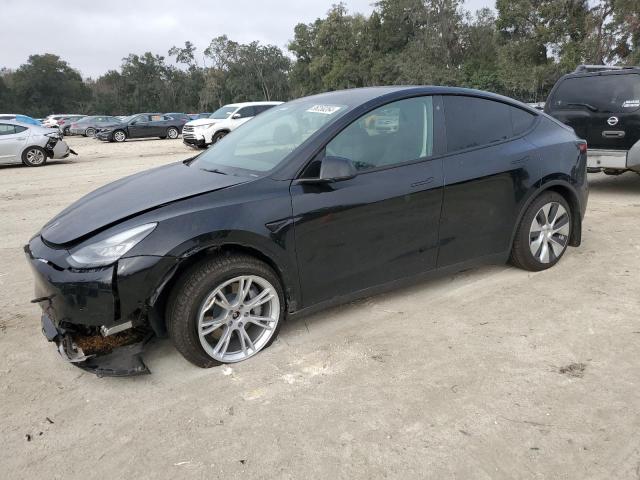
[1, 0, 494, 78]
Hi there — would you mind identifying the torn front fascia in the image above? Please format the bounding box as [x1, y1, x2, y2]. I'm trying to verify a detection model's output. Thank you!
[42, 312, 152, 377]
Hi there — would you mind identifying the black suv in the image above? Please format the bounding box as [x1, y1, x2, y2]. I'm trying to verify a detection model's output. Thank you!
[545, 65, 640, 175]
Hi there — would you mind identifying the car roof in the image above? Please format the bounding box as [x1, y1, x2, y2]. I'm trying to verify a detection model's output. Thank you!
[283, 86, 537, 113]
[559, 67, 640, 81]
[224, 101, 284, 108]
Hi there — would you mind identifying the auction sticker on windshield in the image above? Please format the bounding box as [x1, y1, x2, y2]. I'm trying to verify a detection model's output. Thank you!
[306, 105, 344, 115]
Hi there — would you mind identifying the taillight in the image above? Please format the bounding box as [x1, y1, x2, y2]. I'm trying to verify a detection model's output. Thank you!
[578, 142, 587, 154]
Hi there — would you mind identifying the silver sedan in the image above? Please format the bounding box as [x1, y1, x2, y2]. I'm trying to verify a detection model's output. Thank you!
[0, 120, 75, 167]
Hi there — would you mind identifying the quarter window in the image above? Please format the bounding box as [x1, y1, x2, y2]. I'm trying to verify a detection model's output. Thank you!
[326, 96, 434, 172]
[444, 96, 535, 152]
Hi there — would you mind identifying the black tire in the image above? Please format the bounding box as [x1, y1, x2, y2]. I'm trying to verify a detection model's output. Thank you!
[166, 253, 285, 368]
[510, 191, 572, 272]
[22, 146, 47, 167]
[167, 127, 179, 139]
[212, 130, 228, 144]
[113, 130, 127, 142]
[85, 127, 95, 137]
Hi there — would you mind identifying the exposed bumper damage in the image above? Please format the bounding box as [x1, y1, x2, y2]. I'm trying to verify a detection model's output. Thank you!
[40, 311, 152, 377]
[26, 235, 180, 377]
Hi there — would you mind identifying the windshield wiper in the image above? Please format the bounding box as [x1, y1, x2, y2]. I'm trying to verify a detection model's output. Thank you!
[202, 168, 228, 175]
[566, 102, 599, 112]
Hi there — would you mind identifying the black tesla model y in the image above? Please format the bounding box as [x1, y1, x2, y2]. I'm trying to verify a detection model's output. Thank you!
[26, 87, 588, 376]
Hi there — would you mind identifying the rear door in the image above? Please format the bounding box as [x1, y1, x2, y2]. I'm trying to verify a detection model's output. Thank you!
[291, 95, 444, 306]
[0, 124, 29, 161]
[438, 95, 539, 267]
[546, 72, 640, 150]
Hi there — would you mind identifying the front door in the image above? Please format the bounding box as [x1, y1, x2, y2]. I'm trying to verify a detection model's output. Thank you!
[291, 96, 444, 307]
[128, 115, 151, 138]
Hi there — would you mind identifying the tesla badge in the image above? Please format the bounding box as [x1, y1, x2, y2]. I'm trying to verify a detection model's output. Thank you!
[607, 116, 619, 126]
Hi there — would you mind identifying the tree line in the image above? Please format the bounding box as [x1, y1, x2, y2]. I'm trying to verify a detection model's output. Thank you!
[1, 0, 638, 117]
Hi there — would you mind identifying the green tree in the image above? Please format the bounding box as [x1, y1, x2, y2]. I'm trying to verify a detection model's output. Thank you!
[10, 54, 90, 116]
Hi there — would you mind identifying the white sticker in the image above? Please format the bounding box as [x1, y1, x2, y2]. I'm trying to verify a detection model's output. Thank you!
[622, 100, 640, 108]
[306, 105, 343, 115]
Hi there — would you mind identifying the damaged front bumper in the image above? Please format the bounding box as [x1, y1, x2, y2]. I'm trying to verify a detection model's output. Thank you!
[25, 235, 179, 377]
[40, 312, 151, 377]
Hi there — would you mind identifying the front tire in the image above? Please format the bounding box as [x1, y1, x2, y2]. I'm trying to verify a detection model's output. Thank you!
[167, 254, 285, 368]
[22, 146, 47, 167]
[212, 130, 228, 144]
[510, 192, 572, 271]
[113, 130, 127, 142]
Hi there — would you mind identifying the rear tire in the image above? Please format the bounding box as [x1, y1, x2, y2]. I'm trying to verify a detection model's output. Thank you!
[510, 191, 572, 272]
[167, 127, 179, 139]
[85, 127, 95, 137]
[166, 253, 285, 368]
[22, 146, 47, 167]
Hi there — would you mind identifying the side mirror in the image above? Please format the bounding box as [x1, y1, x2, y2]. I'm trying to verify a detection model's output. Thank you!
[232, 113, 241, 119]
[319, 156, 357, 182]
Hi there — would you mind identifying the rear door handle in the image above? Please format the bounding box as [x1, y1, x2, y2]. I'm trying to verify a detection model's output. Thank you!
[411, 177, 434, 188]
[511, 156, 530, 165]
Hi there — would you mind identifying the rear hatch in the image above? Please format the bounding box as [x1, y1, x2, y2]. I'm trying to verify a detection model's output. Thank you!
[546, 71, 640, 150]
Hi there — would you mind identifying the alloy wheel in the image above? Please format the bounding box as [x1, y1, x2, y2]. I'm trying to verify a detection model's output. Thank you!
[197, 275, 280, 362]
[168, 128, 179, 139]
[114, 131, 126, 142]
[26, 148, 45, 165]
[529, 202, 570, 264]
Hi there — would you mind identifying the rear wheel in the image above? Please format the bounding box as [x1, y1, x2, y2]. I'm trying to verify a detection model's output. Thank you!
[22, 146, 47, 167]
[167, 254, 284, 368]
[85, 127, 95, 137]
[510, 192, 572, 271]
[167, 127, 179, 139]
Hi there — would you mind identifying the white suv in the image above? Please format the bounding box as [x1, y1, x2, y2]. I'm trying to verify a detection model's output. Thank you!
[182, 101, 282, 148]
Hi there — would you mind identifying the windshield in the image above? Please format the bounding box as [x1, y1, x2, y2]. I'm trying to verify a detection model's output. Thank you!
[190, 100, 350, 174]
[209, 106, 237, 119]
[120, 115, 137, 123]
[549, 73, 640, 113]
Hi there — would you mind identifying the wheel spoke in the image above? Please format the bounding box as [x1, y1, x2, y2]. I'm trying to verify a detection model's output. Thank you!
[552, 215, 570, 236]
[240, 327, 256, 352]
[201, 318, 225, 336]
[546, 203, 559, 225]
[215, 290, 232, 309]
[529, 233, 544, 258]
[538, 240, 550, 263]
[246, 315, 276, 331]
[245, 288, 274, 309]
[549, 235, 567, 257]
[237, 277, 253, 304]
[213, 326, 232, 356]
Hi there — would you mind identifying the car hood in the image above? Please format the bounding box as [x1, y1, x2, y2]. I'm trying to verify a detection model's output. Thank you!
[40, 161, 248, 245]
[186, 118, 225, 128]
[97, 122, 124, 130]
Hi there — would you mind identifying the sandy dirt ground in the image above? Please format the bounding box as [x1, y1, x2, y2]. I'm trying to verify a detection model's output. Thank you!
[1, 135, 639, 479]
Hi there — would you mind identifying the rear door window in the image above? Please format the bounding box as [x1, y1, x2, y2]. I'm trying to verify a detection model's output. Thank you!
[548, 73, 640, 113]
[0, 124, 16, 135]
[444, 96, 531, 152]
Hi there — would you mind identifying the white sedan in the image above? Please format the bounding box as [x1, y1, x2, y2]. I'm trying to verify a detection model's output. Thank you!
[0, 120, 75, 167]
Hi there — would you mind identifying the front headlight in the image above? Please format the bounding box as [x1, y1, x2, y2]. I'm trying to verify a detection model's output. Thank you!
[68, 223, 157, 268]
